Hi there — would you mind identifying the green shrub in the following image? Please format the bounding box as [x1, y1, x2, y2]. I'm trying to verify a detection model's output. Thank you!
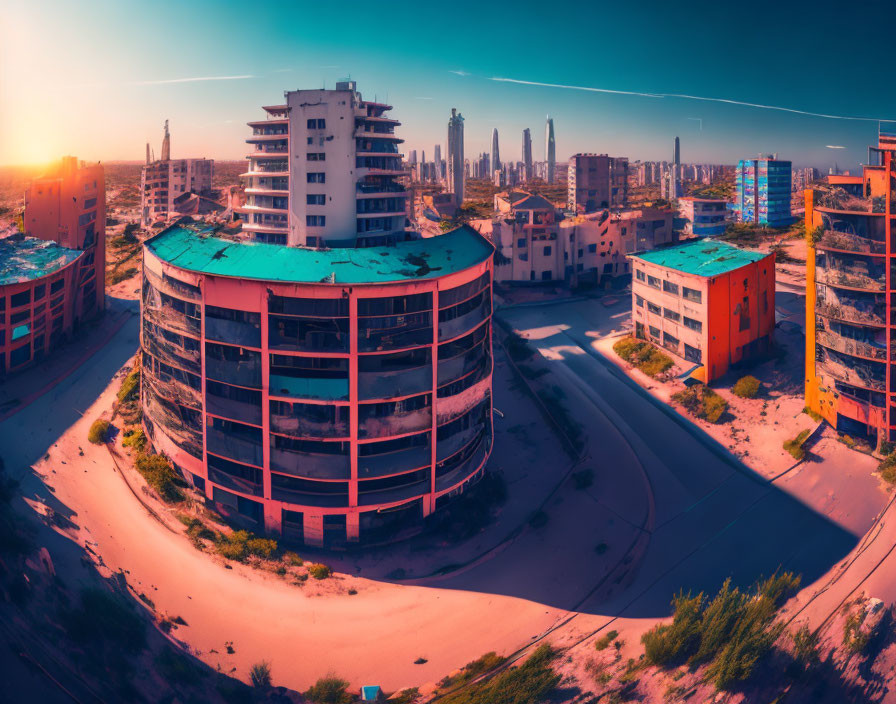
[594, 630, 619, 651]
[614, 337, 674, 378]
[249, 661, 272, 688]
[731, 375, 761, 399]
[879, 440, 895, 456]
[88, 419, 111, 444]
[308, 563, 332, 580]
[122, 428, 146, 452]
[109, 266, 138, 285]
[117, 365, 140, 403]
[802, 406, 823, 422]
[672, 385, 728, 423]
[438, 644, 559, 704]
[284, 551, 304, 566]
[879, 454, 896, 483]
[792, 624, 820, 664]
[842, 609, 870, 654]
[135, 453, 184, 502]
[246, 537, 278, 559]
[783, 429, 811, 461]
[642, 572, 799, 690]
[305, 674, 352, 704]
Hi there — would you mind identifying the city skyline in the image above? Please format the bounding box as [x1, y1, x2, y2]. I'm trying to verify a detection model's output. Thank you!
[3, 0, 894, 170]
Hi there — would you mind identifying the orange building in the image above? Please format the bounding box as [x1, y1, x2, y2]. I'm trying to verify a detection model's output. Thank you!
[630, 239, 775, 382]
[804, 132, 896, 445]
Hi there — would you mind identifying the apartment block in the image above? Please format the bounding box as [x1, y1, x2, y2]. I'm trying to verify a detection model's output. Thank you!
[734, 156, 792, 226]
[630, 240, 775, 382]
[567, 154, 628, 213]
[678, 196, 728, 237]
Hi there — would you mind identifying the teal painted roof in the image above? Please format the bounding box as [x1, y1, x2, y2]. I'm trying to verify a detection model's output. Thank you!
[145, 225, 493, 284]
[630, 239, 769, 277]
[0, 234, 84, 286]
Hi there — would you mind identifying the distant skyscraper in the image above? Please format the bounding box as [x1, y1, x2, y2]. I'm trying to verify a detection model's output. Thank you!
[447, 108, 465, 202]
[161, 119, 170, 161]
[434, 144, 442, 181]
[522, 128, 533, 182]
[735, 156, 792, 225]
[408, 149, 417, 164]
[490, 128, 501, 176]
[673, 136, 680, 166]
[545, 117, 556, 184]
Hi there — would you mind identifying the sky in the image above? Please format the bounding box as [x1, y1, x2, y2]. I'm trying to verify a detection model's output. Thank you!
[2, 0, 895, 170]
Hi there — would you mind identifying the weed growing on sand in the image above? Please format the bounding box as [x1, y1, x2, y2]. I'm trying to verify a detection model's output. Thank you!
[307, 563, 332, 580]
[642, 573, 800, 690]
[672, 385, 728, 424]
[135, 453, 184, 502]
[783, 429, 811, 461]
[732, 375, 761, 399]
[88, 419, 111, 444]
[595, 630, 619, 651]
[613, 337, 673, 378]
[250, 661, 272, 687]
[305, 674, 351, 703]
[438, 645, 558, 704]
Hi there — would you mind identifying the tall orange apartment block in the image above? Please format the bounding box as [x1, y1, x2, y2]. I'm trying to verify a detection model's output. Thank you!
[629, 239, 775, 382]
[805, 131, 896, 445]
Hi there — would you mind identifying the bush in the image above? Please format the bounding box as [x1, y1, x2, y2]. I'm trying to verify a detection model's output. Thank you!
[135, 453, 184, 502]
[802, 406, 823, 422]
[246, 537, 278, 559]
[284, 551, 304, 566]
[438, 644, 559, 704]
[217, 530, 251, 561]
[783, 429, 811, 461]
[792, 624, 820, 665]
[109, 266, 138, 285]
[642, 572, 800, 690]
[122, 428, 147, 452]
[731, 376, 761, 399]
[594, 630, 619, 651]
[308, 563, 332, 580]
[877, 453, 896, 483]
[879, 440, 895, 456]
[843, 609, 870, 654]
[613, 337, 673, 378]
[249, 661, 272, 688]
[87, 419, 111, 444]
[672, 385, 728, 423]
[117, 365, 140, 403]
[305, 674, 352, 704]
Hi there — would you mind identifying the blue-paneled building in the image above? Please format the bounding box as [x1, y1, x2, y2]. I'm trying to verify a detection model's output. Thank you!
[734, 157, 793, 226]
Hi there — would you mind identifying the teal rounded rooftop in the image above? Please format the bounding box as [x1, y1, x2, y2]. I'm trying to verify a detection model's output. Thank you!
[145, 224, 494, 284]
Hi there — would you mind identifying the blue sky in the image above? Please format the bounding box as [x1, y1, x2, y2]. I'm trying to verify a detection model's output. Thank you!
[2, 0, 894, 168]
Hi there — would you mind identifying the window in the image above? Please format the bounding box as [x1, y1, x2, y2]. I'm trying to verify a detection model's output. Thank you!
[33, 284, 45, 300]
[541, 270, 552, 280]
[684, 344, 702, 363]
[307, 172, 326, 183]
[649, 326, 661, 339]
[682, 286, 702, 303]
[663, 308, 680, 322]
[635, 269, 646, 281]
[588, 243, 597, 253]
[647, 302, 661, 315]
[306, 215, 326, 226]
[683, 316, 702, 333]
[647, 275, 661, 289]
[663, 332, 679, 349]
[50, 279, 64, 294]
[10, 290, 30, 308]
[663, 281, 679, 295]
[306, 194, 325, 205]
[516, 238, 526, 248]
[307, 118, 326, 129]
[543, 246, 551, 256]
[307, 153, 325, 161]
[635, 295, 644, 306]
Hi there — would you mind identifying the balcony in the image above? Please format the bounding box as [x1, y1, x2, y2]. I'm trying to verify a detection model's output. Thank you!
[357, 364, 432, 400]
[206, 427, 264, 468]
[435, 434, 489, 493]
[815, 265, 885, 292]
[205, 318, 262, 348]
[357, 442, 431, 478]
[437, 344, 489, 387]
[815, 330, 886, 361]
[356, 182, 407, 195]
[205, 357, 262, 389]
[437, 422, 485, 462]
[817, 231, 885, 255]
[270, 411, 349, 439]
[818, 351, 885, 391]
[438, 294, 491, 341]
[358, 407, 432, 439]
[206, 394, 263, 426]
[271, 485, 349, 508]
[357, 479, 430, 507]
[816, 299, 885, 326]
[270, 448, 351, 480]
[268, 374, 349, 401]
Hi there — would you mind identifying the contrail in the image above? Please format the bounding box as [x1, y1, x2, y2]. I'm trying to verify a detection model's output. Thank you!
[130, 75, 254, 86]
[488, 76, 892, 123]
[826, 145, 846, 149]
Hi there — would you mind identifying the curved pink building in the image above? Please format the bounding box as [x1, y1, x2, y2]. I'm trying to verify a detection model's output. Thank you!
[141, 223, 494, 547]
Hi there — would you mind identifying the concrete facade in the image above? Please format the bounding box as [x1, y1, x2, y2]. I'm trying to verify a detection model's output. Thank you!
[567, 153, 629, 213]
[805, 132, 896, 445]
[679, 196, 728, 237]
[140, 224, 494, 547]
[1, 157, 105, 377]
[630, 240, 775, 382]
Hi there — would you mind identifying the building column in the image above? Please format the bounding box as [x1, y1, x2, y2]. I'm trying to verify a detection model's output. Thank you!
[346, 513, 360, 542]
[348, 289, 360, 541]
[304, 514, 324, 547]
